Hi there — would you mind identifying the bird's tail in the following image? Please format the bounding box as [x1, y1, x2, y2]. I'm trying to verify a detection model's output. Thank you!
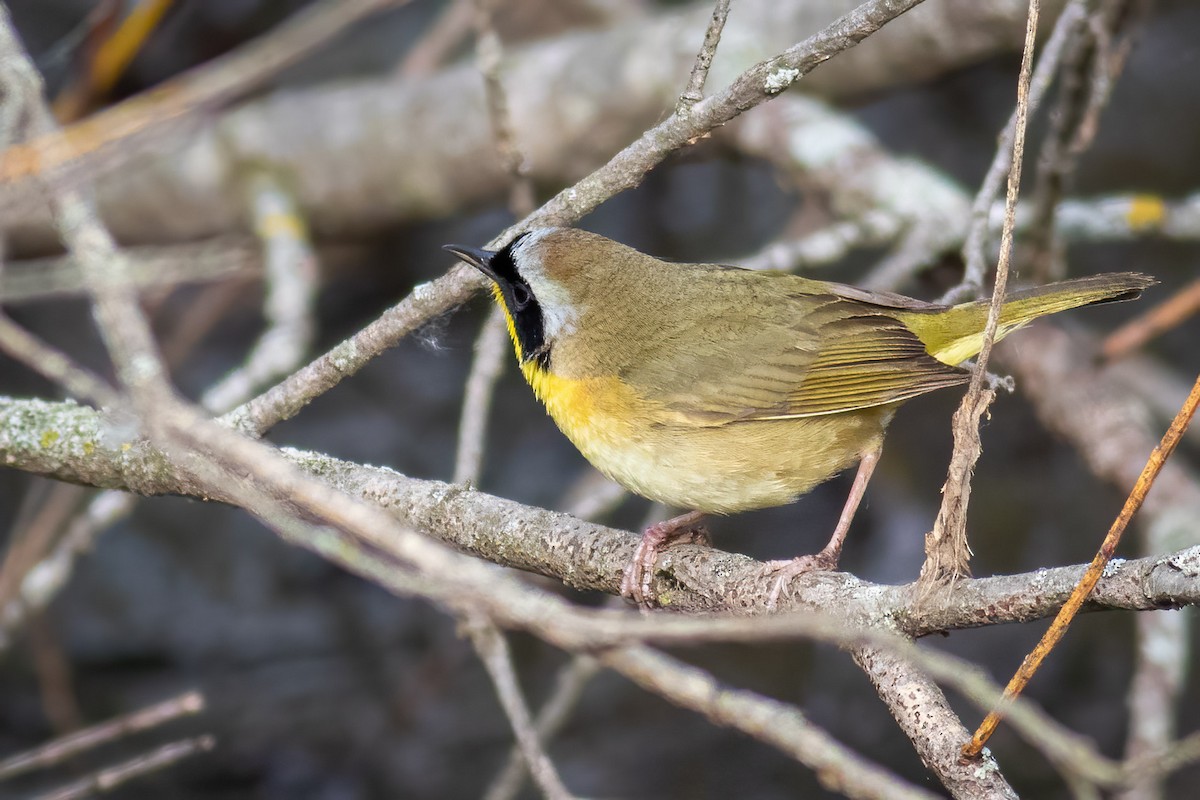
[900, 272, 1156, 366]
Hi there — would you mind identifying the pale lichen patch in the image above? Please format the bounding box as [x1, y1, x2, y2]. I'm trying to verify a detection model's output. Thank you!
[764, 67, 800, 94]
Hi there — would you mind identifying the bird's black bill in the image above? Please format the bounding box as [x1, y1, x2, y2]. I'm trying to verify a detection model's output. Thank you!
[443, 244, 500, 282]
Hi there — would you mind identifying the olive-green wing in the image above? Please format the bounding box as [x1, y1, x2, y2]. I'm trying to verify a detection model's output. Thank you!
[639, 294, 968, 426]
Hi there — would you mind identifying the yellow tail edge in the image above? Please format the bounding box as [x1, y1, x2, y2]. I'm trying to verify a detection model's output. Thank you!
[900, 272, 1156, 366]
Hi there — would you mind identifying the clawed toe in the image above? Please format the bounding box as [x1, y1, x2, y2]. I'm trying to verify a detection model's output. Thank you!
[620, 511, 709, 608]
[761, 551, 839, 610]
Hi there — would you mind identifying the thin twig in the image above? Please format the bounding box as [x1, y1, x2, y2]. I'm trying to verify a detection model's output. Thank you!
[943, 0, 1086, 304]
[604, 646, 940, 800]
[454, 308, 509, 484]
[27, 615, 83, 735]
[677, 0, 731, 111]
[0, 312, 120, 406]
[53, 0, 175, 121]
[921, 0, 1041, 584]
[200, 171, 318, 411]
[484, 654, 602, 800]
[394, 0, 474, 78]
[0, 238, 261, 303]
[0, 691, 205, 780]
[1026, 0, 1144, 282]
[465, 615, 577, 800]
[964, 371, 1200, 756]
[31, 736, 215, 800]
[453, 0, 533, 485]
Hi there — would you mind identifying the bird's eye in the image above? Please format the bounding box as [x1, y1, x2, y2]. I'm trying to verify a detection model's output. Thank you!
[512, 282, 532, 310]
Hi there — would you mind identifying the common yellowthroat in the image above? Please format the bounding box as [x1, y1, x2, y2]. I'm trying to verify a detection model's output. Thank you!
[444, 228, 1153, 605]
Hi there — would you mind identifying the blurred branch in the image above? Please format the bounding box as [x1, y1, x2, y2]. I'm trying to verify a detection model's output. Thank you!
[0, 0, 409, 223]
[53, 0, 175, 122]
[0, 310, 119, 405]
[602, 646, 941, 800]
[199, 172, 317, 411]
[0, 691, 205, 781]
[394, 0, 474, 78]
[31, 736, 215, 800]
[736, 211, 903, 272]
[1026, 0, 1145, 282]
[453, 0, 533, 486]
[0, 238, 261, 303]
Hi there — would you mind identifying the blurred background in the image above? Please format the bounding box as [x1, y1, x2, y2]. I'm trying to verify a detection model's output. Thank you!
[0, 0, 1198, 797]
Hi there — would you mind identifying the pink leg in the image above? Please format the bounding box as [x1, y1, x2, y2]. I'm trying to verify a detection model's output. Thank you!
[763, 445, 883, 608]
[621, 510, 708, 607]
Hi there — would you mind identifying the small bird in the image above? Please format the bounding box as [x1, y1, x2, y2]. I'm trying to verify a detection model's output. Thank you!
[444, 228, 1152, 605]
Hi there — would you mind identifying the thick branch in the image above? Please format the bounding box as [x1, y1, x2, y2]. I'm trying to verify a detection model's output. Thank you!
[2, 396, 1195, 628]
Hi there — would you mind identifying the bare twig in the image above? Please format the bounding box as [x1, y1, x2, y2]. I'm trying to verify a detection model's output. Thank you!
[28, 615, 83, 734]
[0, 691, 205, 780]
[921, 0, 1040, 585]
[199, 171, 318, 411]
[0, 238, 261, 303]
[736, 211, 903, 272]
[465, 615, 577, 800]
[395, 0, 475, 78]
[484, 654, 602, 800]
[453, 0, 534, 486]
[943, 0, 1086, 304]
[677, 0, 731, 111]
[1026, 0, 1144, 282]
[53, 0, 175, 121]
[604, 646, 940, 800]
[0, 311, 120, 406]
[31, 736, 215, 800]
[964, 371, 1200, 756]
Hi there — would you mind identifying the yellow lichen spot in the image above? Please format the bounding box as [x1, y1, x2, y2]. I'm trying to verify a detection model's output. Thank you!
[83, 441, 95, 456]
[40, 430, 59, 448]
[121, 442, 132, 452]
[1127, 195, 1166, 232]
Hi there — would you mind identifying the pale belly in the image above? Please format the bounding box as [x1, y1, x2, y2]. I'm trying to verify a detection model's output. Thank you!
[527, 370, 892, 514]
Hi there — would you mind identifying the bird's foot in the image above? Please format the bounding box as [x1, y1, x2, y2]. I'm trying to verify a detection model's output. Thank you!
[760, 549, 840, 610]
[621, 511, 709, 608]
